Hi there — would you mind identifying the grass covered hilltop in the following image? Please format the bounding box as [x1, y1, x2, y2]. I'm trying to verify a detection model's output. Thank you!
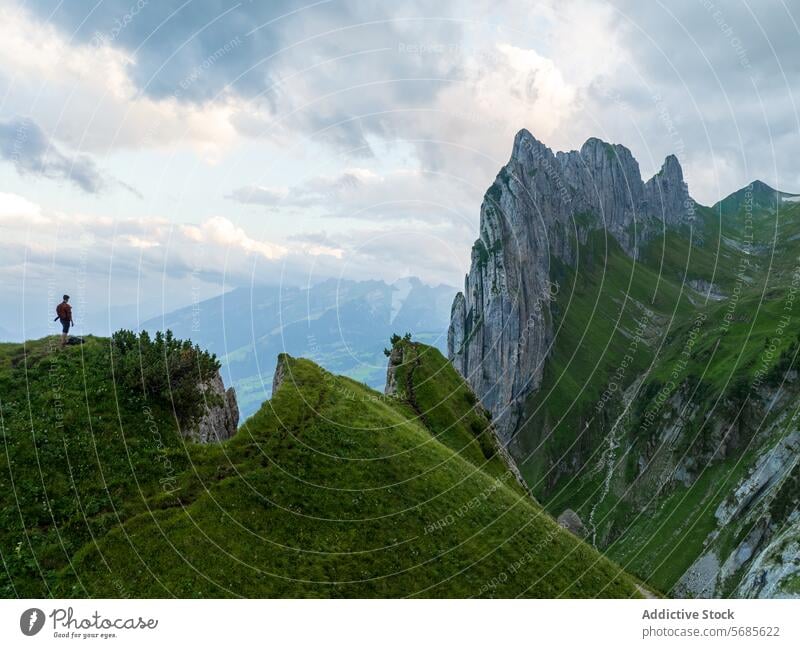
[0, 334, 645, 598]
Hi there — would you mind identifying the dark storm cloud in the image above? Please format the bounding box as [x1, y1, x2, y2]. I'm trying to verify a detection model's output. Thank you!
[24, 1, 462, 106]
[23, 1, 468, 158]
[26, 0, 292, 102]
[596, 0, 800, 199]
[611, 1, 790, 79]
[0, 117, 106, 193]
[23, 0, 800, 202]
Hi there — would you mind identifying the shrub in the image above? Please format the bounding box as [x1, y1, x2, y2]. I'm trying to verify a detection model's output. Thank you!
[727, 376, 751, 405]
[766, 340, 798, 386]
[111, 329, 220, 425]
[470, 418, 496, 459]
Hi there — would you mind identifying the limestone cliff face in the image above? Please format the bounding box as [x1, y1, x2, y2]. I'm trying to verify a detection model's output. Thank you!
[448, 130, 691, 438]
[186, 371, 239, 443]
[675, 429, 800, 598]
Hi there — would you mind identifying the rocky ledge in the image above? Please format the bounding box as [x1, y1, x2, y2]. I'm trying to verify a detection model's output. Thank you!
[185, 371, 239, 443]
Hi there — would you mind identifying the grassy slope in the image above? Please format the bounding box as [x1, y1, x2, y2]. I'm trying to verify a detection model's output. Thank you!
[606, 201, 800, 592]
[514, 221, 709, 487]
[512, 198, 800, 593]
[0, 336, 195, 597]
[0, 337, 642, 598]
[388, 341, 511, 480]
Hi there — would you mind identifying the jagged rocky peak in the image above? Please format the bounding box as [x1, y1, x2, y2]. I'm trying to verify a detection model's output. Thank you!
[186, 370, 239, 443]
[498, 129, 691, 253]
[510, 127, 551, 160]
[644, 153, 691, 226]
[448, 129, 692, 438]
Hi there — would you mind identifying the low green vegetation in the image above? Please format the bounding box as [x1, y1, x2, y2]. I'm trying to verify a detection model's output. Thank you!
[513, 188, 800, 595]
[110, 329, 221, 426]
[389, 340, 505, 477]
[0, 335, 644, 598]
[0, 336, 192, 597]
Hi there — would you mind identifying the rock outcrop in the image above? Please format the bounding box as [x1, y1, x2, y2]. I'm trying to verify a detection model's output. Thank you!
[557, 509, 588, 538]
[185, 371, 239, 443]
[272, 353, 290, 395]
[384, 345, 403, 396]
[448, 130, 692, 438]
[675, 431, 800, 598]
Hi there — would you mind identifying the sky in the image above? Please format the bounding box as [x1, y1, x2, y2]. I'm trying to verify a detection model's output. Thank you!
[1, 0, 799, 340]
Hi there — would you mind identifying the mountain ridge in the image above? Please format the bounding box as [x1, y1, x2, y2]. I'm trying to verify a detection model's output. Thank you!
[713, 179, 800, 216]
[446, 128, 800, 598]
[0, 334, 646, 598]
[448, 128, 693, 440]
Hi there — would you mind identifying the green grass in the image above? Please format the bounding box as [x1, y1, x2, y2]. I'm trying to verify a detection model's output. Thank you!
[511, 196, 800, 593]
[604, 460, 746, 591]
[389, 341, 507, 478]
[0, 336, 191, 597]
[0, 335, 643, 598]
[515, 228, 697, 489]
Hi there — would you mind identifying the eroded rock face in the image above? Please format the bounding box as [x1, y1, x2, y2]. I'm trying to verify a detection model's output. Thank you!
[448, 130, 692, 438]
[716, 431, 800, 527]
[272, 353, 289, 395]
[186, 371, 239, 443]
[735, 514, 800, 598]
[384, 345, 404, 396]
[675, 430, 800, 598]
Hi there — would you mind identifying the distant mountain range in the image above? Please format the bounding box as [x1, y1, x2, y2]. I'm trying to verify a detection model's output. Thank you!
[142, 277, 456, 420]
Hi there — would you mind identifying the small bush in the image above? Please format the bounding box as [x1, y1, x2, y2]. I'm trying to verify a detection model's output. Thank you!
[111, 329, 220, 425]
[727, 376, 751, 405]
[766, 340, 798, 386]
[469, 418, 484, 436]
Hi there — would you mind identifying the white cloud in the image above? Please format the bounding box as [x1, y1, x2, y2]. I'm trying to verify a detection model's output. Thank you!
[229, 167, 481, 229]
[3, 0, 797, 297]
[120, 235, 161, 249]
[0, 192, 363, 289]
[180, 217, 287, 260]
[447, 43, 578, 142]
[0, 6, 240, 158]
[0, 191, 46, 224]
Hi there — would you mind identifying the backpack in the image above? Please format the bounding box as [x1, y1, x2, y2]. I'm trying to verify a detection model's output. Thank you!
[55, 302, 70, 320]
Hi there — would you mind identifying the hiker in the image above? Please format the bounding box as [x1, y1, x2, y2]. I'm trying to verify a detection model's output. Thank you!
[55, 295, 74, 346]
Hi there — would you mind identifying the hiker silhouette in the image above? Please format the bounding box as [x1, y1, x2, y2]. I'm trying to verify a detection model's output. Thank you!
[54, 295, 74, 346]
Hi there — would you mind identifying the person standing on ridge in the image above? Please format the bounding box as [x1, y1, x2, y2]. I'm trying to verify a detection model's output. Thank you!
[55, 294, 74, 346]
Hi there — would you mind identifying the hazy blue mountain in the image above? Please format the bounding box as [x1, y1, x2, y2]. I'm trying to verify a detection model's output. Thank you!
[142, 277, 456, 420]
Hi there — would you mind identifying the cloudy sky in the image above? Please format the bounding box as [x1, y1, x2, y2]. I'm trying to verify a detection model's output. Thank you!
[1, 0, 798, 339]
